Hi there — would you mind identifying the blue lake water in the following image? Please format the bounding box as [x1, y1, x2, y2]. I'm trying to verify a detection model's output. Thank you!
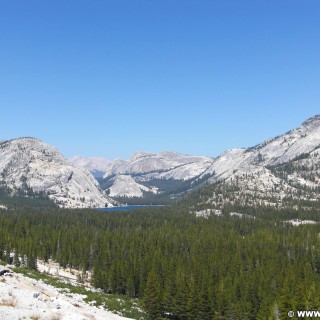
[96, 205, 164, 212]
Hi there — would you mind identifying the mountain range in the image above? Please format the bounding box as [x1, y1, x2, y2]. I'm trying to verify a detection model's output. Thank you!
[1, 115, 320, 209]
[71, 115, 320, 208]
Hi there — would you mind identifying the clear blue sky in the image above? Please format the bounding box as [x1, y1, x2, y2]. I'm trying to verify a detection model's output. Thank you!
[1, 1, 319, 159]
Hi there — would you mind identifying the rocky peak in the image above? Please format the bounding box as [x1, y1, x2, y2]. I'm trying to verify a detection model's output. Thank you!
[0, 137, 112, 208]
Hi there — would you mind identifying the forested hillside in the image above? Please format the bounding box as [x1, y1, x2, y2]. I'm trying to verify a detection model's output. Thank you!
[1, 205, 320, 319]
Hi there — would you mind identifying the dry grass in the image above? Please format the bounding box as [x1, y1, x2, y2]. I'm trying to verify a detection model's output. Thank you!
[0, 296, 16, 307]
[83, 313, 96, 320]
[48, 314, 62, 320]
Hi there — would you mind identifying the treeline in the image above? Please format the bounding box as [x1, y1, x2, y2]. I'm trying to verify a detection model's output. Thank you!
[1, 206, 320, 319]
[0, 184, 56, 208]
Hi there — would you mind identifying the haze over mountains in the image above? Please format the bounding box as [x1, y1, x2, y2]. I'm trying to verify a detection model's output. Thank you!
[69, 156, 112, 177]
[1, 115, 320, 208]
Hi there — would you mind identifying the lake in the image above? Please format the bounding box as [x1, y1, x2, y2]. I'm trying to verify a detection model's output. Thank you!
[96, 205, 164, 212]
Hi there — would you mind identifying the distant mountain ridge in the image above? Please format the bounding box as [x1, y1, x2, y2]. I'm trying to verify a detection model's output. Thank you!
[86, 115, 320, 207]
[69, 156, 112, 177]
[3, 115, 320, 209]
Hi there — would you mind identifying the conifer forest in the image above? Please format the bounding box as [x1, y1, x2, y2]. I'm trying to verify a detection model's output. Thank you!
[1, 202, 320, 319]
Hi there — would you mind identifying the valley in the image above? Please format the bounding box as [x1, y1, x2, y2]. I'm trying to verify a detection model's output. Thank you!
[1, 115, 320, 319]
[2, 1, 319, 318]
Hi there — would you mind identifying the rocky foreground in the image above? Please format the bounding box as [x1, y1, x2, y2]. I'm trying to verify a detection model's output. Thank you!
[0, 265, 132, 320]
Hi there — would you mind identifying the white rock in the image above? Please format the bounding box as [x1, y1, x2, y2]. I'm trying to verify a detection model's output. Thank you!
[0, 138, 112, 208]
[284, 219, 318, 226]
[0, 265, 133, 320]
[109, 175, 153, 198]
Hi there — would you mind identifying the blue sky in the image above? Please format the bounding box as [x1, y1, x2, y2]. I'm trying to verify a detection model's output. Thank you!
[1, 1, 319, 159]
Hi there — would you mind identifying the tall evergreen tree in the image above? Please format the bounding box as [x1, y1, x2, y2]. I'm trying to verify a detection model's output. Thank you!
[143, 270, 163, 319]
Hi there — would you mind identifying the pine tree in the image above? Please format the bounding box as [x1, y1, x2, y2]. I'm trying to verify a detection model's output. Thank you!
[187, 277, 201, 319]
[143, 271, 163, 319]
[13, 252, 20, 267]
